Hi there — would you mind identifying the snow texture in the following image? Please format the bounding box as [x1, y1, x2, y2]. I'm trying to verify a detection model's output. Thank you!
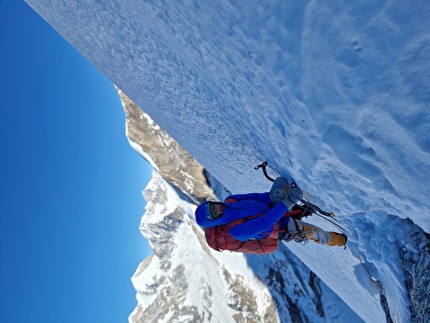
[26, 1, 430, 322]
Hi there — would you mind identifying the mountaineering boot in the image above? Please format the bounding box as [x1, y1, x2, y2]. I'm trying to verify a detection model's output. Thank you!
[300, 223, 330, 245]
[287, 220, 347, 247]
[326, 232, 347, 247]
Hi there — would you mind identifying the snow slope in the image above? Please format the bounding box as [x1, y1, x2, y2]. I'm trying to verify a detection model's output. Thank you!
[26, 1, 430, 322]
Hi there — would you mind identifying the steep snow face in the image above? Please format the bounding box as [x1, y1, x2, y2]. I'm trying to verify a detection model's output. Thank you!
[25, 0, 430, 229]
[26, 0, 430, 322]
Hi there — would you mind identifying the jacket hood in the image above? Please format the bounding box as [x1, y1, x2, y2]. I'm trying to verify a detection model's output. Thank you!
[195, 199, 273, 227]
[195, 202, 230, 227]
[195, 202, 212, 226]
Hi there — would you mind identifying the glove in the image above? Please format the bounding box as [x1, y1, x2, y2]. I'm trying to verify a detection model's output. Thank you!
[281, 184, 302, 210]
[269, 177, 290, 202]
[269, 188, 287, 202]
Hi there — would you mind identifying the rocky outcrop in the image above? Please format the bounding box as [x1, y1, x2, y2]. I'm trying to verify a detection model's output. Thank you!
[118, 88, 218, 204]
[399, 220, 430, 323]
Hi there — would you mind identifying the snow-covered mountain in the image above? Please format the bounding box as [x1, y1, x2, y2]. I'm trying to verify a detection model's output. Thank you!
[129, 169, 364, 322]
[26, 1, 430, 322]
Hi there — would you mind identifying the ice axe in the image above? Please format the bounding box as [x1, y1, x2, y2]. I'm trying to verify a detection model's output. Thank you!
[254, 161, 341, 220]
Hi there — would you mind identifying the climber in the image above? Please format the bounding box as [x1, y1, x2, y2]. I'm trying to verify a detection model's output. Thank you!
[195, 177, 347, 254]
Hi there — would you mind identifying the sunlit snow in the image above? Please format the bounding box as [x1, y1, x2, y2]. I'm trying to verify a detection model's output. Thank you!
[26, 1, 430, 322]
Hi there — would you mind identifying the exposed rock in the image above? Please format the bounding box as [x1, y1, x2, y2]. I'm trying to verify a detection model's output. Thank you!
[117, 88, 218, 204]
[399, 220, 430, 323]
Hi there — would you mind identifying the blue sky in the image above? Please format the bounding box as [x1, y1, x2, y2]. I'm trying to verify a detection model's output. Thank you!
[0, 1, 152, 322]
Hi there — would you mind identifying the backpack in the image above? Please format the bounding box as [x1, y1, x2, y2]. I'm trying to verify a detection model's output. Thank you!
[204, 218, 279, 254]
[204, 205, 312, 254]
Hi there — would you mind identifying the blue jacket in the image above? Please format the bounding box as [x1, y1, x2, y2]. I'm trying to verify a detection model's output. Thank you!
[195, 192, 289, 241]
